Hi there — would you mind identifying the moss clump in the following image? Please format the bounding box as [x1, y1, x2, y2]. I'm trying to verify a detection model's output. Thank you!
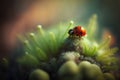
[29, 69, 49, 80]
[60, 51, 80, 63]
[58, 61, 79, 76]
[78, 61, 103, 80]
[3, 14, 118, 80]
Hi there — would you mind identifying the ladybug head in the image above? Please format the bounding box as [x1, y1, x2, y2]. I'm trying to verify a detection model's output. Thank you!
[68, 29, 74, 35]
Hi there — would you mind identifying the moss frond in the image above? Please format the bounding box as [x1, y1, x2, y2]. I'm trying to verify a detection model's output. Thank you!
[63, 20, 74, 38]
[86, 14, 98, 40]
[79, 38, 98, 57]
[95, 47, 118, 70]
[35, 47, 48, 61]
[19, 21, 74, 64]
[97, 36, 111, 50]
[17, 52, 40, 69]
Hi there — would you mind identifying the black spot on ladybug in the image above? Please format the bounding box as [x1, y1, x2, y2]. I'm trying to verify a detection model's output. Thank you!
[80, 32, 82, 35]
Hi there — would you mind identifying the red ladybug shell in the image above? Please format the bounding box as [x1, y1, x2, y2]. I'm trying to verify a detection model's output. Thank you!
[73, 26, 81, 36]
[73, 26, 86, 37]
[80, 27, 86, 36]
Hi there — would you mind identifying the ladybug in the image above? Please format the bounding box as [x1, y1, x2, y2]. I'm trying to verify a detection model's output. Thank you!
[68, 26, 86, 37]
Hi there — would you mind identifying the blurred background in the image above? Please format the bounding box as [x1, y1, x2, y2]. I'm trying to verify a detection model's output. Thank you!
[0, 0, 120, 59]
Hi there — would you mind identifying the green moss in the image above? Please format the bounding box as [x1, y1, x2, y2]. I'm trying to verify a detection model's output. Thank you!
[58, 61, 79, 80]
[78, 61, 104, 80]
[16, 14, 119, 80]
[58, 61, 79, 76]
[17, 52, 40, 69]
[29, 69, 49, 80]
[103, 73, 115, 80]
